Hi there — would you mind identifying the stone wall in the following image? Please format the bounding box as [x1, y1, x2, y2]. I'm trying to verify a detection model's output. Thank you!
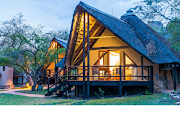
[154, 80, 166, 93]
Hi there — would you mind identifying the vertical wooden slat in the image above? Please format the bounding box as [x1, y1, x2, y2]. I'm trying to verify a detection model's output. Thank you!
[119, 65, 122, 97]
[87, 13, 90, 100]
[83, 11, 86, 100]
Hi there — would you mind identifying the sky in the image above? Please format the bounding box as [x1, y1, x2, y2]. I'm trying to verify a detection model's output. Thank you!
[0, 0, 142, 32]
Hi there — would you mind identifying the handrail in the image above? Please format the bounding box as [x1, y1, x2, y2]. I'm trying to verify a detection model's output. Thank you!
[47, 67, 78, 93]
[66, 65, 151, 68]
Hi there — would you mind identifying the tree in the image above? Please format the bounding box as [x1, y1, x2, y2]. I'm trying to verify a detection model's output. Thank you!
[133, 0, 180, 23]
[0, 13, 66, 90]
[133, 0, 180, 50]
[166, 18, 180, 50]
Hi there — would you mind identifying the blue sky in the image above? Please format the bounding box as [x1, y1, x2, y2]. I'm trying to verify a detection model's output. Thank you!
[0, 0, 141, 32]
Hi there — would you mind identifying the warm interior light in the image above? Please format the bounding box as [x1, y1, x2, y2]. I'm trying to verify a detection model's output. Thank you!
[26, 83, 30, 88]
[109, 51, 120, 72]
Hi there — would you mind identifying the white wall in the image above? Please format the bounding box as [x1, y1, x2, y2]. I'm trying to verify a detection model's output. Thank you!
[0, 66, 14, 87]
[76, 29, 159, 81]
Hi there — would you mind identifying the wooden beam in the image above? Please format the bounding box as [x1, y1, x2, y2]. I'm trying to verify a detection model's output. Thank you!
[74, 20, 97, 52]
[72, 24, 102, 65]
[83, 11, 86, 100]
[90, 36, 116, 39]
[87, 13, 90, 100]
[91, 46, 130, 50]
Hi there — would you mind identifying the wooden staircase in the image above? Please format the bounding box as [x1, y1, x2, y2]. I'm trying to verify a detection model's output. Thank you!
[45, 68, 75, 97]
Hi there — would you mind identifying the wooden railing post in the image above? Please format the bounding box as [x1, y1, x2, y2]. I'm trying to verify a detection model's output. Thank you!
[150, 66, 153, 93]
[119, 65, 122, 97]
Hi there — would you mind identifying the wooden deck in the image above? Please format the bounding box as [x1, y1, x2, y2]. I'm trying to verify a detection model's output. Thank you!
[67, 80, 150, 86]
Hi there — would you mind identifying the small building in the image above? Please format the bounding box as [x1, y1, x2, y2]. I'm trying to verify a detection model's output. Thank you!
[46, 2, 180, 99]
[0, 66, 14, 89]
[42, 37, 67, 83]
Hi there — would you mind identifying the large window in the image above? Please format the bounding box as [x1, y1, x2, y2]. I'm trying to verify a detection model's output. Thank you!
[124, 53, 137, 80]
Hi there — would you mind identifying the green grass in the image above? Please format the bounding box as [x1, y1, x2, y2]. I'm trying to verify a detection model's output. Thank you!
[79, 94, 177, 105]
[0, 93, 177, 105]
[0, 90, 6, 91]
[0, 93, 79, 105]
[17, 88, 54, 95]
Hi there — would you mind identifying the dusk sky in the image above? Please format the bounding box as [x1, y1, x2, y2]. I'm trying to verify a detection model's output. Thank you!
[0, 0, 142, 32]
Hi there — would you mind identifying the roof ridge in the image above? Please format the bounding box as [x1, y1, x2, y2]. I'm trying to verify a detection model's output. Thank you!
[54, 37, 68, 43]
[79, 1, 127, 24]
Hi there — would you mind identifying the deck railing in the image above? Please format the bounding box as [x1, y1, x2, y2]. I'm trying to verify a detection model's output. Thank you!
[64, 65, 153, 82]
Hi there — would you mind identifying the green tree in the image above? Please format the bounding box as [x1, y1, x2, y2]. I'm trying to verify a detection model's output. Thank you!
[0, 13, 66, 90]
[166, 18, 180, 50]
[133, 0, 180, 23]
[133, 0, 180, 50]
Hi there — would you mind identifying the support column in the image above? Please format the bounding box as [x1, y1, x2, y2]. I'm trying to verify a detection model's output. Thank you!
[150, 66, 154, 93]
[173, 63, 177, 90]
[65, 66, 67, 99]
[87, 13, 90, 100]
[55, 67, 58, 88]
[119, 65, 122, 97]
[83, 11, 86, 100]
[141, 56, 143, 80]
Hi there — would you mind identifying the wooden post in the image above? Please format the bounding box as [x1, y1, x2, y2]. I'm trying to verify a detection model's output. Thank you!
[22, 78, 24, 85]
[119, 65, 122, 97]
[150, 66, 154, 93]
[44, 69, 46, 82]
[141, 56, 143, 80]
[83, 11, 86, 100]
[148, 67, 150, 81]
[48, 77, 49, 94]
[173, 63, 177, 90]
[65, 67, 67, 99]
[75, 86, 77, 96]
[55, 67, 58, 88]
[87, 13, 90, 100]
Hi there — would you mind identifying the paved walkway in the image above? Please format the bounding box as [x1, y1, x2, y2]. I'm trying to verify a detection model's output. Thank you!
[0, 88, 49, 98]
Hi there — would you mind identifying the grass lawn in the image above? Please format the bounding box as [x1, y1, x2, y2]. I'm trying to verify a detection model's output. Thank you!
[0, 93, 177, 105]
[0, 90, 6, 91]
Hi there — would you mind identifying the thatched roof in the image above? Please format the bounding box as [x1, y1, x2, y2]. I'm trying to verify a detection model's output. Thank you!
[52, 37, 67, 48]
[65, 1, 180, 65]
[50, 37, 67, 68]
[55, 57, 65, 68]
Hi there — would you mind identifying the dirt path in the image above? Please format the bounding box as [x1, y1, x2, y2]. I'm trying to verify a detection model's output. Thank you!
[0, 88, 49, 98]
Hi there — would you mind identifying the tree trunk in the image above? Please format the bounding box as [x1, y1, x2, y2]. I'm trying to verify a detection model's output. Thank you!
[32, 80, 37, 91]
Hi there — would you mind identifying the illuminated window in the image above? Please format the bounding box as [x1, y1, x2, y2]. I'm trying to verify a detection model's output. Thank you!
[3, 66, 5, 71]
[100, 57, 104, 66]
